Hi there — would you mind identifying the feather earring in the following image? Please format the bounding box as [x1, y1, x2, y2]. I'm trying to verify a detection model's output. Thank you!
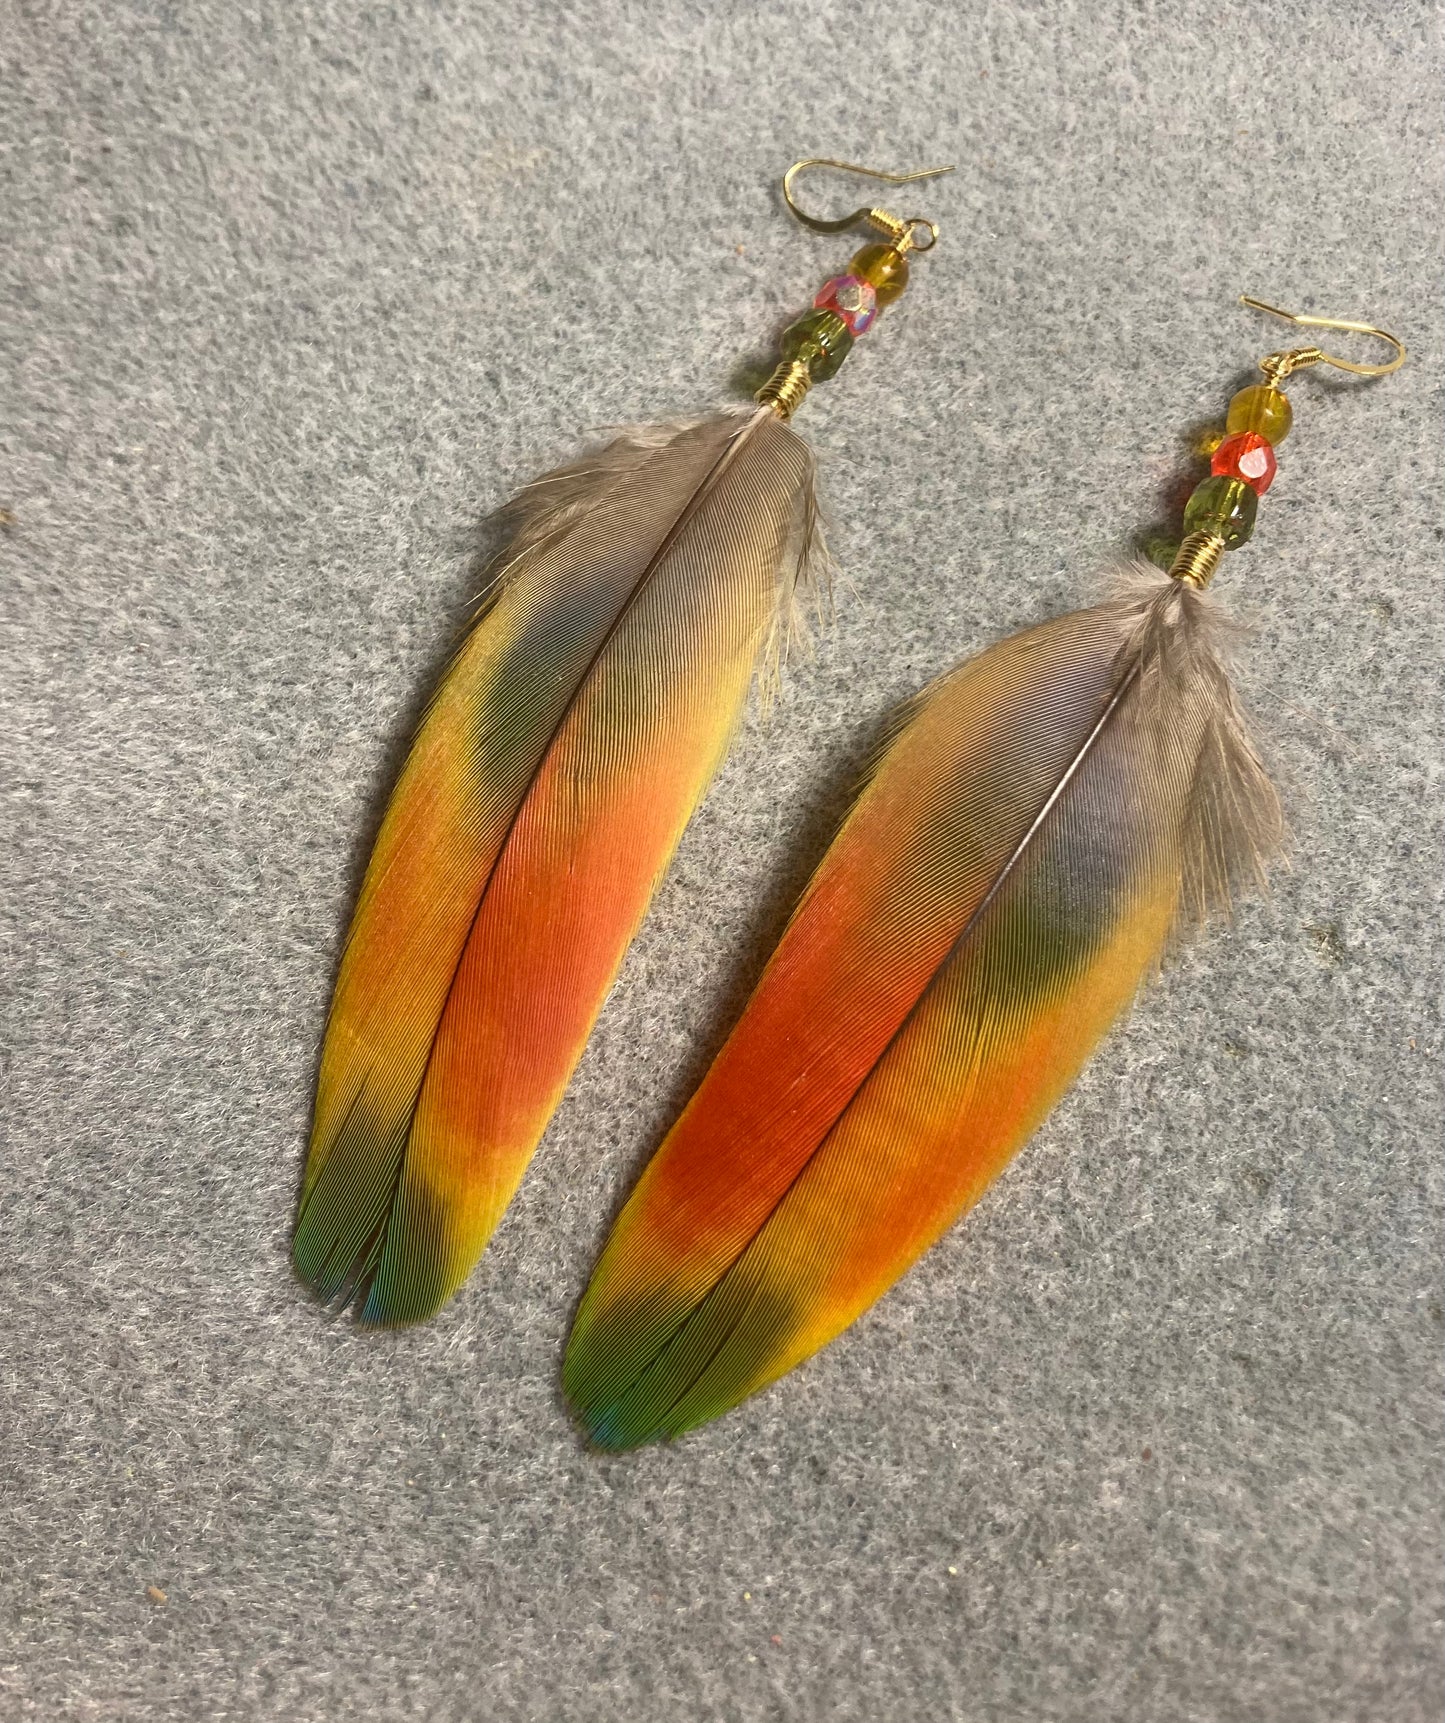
[294, 158, 955, 1325]
[565, 298, 1408, 1449]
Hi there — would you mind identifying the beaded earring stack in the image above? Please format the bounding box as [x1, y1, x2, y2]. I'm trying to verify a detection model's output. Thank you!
[756, 232, 917, 415]
[1168, 297, 1393, 589]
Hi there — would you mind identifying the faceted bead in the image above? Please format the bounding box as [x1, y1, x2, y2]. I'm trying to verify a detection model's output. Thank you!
[849, 243, 910, 307]
[814, 273, 878, 335]
[1211, 430, 1277, 495]
[778, 308, 854, 382]
[1226, 383, 1292, 445]
[1182, 474, 1257, 549]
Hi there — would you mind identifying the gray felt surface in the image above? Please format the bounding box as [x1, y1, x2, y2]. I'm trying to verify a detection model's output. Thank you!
[3, 1, 1442, 1718]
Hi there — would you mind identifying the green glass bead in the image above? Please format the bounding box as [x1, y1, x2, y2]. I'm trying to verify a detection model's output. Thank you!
[1226, 383, 1292, 445]
[778, 308, 854, 382]
[1182, 474, 1258, 549]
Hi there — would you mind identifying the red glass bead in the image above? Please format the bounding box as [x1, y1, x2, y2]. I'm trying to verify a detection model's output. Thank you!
[813, 274, 878, 336]
[1211, 430, 1277, 495]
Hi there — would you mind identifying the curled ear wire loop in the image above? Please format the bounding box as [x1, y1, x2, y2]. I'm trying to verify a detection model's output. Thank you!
[1242, 295, 1406, 381]
[782, 158, 954, 253]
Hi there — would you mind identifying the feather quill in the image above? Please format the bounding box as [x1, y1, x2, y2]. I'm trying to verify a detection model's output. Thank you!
[296, 407, 823, 1324]
[564, 568, 1284, 1449]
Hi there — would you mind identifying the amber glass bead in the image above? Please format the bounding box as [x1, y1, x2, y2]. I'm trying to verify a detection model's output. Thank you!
[1211, 430, 1277, 495]
[778, 308, 854, 382]
[849, 242, 910, 307]
[1226, 383, 1292, 445]
[1182, 474, 1257, 549]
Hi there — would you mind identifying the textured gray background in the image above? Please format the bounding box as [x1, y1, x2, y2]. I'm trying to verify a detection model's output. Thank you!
[2, 1, 1441, 1719]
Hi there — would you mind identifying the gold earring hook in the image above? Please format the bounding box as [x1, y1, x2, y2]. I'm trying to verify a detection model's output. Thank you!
[1241, 295, 1407, 384]
[782, 158, 955, 254]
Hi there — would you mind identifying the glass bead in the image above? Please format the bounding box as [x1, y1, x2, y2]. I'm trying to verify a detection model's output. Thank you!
[1226, 384, 1292, 445]
[778, 308, 854, 382]
[814, 274, 878, 335]
[1211, 430, 1277, 495]
[1182, 474, 1257, 549]
[849, 243, 910, 307]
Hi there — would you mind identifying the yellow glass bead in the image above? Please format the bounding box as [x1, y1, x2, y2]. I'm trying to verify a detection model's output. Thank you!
[849, 243, 910, 308]
[1226, 384, 1292, 445]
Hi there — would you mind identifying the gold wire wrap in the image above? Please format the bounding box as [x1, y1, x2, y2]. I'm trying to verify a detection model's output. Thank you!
[866, 208, 911, 246]
[1168, 531, 1227, 590]
[1259, 346, 1324, 385]
[755, 358, 813, 419]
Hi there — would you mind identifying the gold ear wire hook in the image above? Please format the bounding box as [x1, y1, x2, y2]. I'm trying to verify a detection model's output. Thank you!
[782, 158, 955, 253]
[1241, 295, 1407, 384]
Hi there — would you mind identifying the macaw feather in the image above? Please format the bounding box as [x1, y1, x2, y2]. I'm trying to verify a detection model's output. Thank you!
[295, 407, 824, 1325]
[564, 568, 1284, 1449]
